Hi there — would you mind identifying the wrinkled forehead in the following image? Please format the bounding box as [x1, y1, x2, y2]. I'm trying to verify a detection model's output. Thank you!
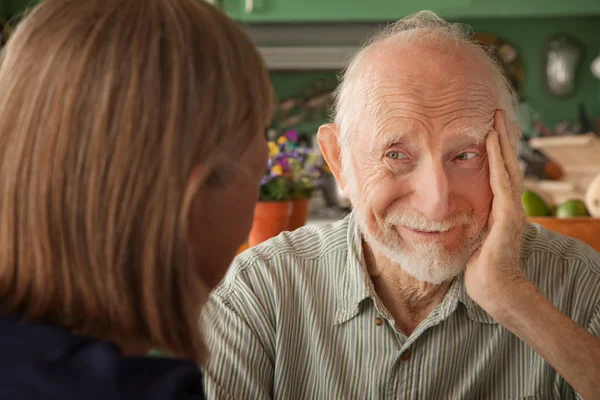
[354, 74, 498, 150]
[345, 41, 504, 148]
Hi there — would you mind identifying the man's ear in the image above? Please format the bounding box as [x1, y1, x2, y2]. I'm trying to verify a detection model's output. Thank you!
[317, 123, 348, 196]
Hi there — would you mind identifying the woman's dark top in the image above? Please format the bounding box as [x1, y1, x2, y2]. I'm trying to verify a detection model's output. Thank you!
[0, 315, 205, 399]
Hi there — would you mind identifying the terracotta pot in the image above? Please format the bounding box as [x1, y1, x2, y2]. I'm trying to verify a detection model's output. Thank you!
[288, 199, 310, 231]
[248, 201, 291, 247]
[527, 217, 600, 251]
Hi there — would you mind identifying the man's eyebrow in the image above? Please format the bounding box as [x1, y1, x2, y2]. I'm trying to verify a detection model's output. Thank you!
[370, 127, 487, 152]
[450, 127, 488, 144]
[371, 130, 412, 151]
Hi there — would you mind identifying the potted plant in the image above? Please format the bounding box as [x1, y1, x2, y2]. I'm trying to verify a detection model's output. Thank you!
[248, 141, 292, 247]
[248, 131, 327, 246]
[287, 144, 319, 230]
[274, 130, 325, 231]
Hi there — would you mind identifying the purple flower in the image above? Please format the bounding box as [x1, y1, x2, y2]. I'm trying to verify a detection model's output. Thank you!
[277, 151, 301, 162]
[284, 130, 299, 143]
[278, 158, 291, 172]
[260, 174, 275, 186]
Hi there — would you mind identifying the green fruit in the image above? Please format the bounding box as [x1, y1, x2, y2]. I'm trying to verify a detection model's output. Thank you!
[555, 199, 590, 218]
[521, 190, 551, 217]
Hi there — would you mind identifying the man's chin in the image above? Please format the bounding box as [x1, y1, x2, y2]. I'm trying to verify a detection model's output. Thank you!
[409, 255, 467, 281]
[401, 265, 464, 285]
[370, 239, 472, 283]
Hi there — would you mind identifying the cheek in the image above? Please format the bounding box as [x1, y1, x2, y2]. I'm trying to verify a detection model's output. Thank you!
[452, 166, 493, 219]
[356, 172, 411, 236]
[367, 174, 411, 216]
[220, 183, 258, 244]
[191, 184, 259, 289]
[237, 184, 260, 233]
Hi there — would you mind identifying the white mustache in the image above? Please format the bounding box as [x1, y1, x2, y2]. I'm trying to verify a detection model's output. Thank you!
[385, 212, 475, 233]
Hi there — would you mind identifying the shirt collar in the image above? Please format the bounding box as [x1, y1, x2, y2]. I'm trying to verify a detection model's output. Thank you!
[335, 212, 373, 325]
[335, 211, 497, 326]
[438, 273, 498, 325]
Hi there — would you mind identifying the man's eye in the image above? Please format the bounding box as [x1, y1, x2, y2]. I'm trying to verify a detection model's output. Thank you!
[456, 152, 477, 161]
[386, 151, 407, 160]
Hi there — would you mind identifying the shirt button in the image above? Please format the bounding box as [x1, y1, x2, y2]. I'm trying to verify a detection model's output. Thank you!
[375, 318, 383, 326]
[400, 350, 411, 361]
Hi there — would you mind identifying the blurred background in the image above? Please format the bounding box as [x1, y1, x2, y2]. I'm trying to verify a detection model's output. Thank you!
[2, 0, 600, 247]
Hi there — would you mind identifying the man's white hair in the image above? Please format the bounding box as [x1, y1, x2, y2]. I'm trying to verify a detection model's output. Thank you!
[332, 11, 520, 185]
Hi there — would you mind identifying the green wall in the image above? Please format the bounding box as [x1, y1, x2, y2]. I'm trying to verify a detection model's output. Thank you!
[269, 71, 339, 138]
[5, 1, 599, 130]
[465, 16, 600, 128]
[271, 71, 338, 100]
[3, 0, 38, 16]
[272, 16, 600, 131]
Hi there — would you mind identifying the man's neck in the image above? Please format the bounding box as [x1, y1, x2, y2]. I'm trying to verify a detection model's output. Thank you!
[363, 241, 453, 336]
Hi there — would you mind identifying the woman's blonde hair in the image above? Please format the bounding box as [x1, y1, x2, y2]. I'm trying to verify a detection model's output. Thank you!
[0, 0, 272, 361]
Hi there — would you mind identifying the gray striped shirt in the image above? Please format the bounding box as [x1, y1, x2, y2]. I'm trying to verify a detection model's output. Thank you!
[201, 213, 600, 399]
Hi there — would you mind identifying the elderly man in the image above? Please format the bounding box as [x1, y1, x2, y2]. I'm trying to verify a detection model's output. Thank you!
[201, 11, 600, 399]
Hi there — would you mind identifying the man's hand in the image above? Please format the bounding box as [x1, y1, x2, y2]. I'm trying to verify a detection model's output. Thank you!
[465, 109, 528, 313]
[465, 110, 600, 399]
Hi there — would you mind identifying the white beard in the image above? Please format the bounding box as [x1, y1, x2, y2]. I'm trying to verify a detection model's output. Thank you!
[354, 205, 486, 284]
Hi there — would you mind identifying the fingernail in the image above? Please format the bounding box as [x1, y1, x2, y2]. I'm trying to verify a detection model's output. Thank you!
[499, 110, 506, 127]
[494, 110, 501, 129]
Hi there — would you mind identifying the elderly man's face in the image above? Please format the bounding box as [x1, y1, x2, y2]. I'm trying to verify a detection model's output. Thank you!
[347, 43, 499, 283]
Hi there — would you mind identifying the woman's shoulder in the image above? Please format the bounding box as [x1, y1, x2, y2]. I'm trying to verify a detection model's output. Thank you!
[0, 316, 204, 400]
[117, 352, 206, 400]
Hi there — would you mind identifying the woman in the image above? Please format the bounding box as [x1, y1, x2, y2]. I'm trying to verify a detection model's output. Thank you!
[0, 0, 272, 398]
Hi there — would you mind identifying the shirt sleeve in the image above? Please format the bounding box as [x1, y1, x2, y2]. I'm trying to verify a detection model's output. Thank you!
[573, 300, 600, 400]
[585, 300, 600, 338]
[200, 258, 275, 400]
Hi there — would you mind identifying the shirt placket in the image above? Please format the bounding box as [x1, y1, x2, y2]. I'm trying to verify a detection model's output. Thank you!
[385, 308, 449, 399]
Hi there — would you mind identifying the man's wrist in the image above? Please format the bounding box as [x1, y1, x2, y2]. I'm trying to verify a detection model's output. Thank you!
[480, 278, 541, 327]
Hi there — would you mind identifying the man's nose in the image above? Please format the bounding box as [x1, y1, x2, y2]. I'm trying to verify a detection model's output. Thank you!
[409, 162, 451, 222]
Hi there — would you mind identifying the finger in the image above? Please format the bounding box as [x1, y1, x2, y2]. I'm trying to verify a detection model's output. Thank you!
[493, 110, 522, 192]
[486, 130, 512, 203]
[493, 110, 520, 185]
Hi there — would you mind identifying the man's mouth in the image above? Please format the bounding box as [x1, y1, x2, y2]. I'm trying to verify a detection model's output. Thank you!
[402, 226, 454, 236]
